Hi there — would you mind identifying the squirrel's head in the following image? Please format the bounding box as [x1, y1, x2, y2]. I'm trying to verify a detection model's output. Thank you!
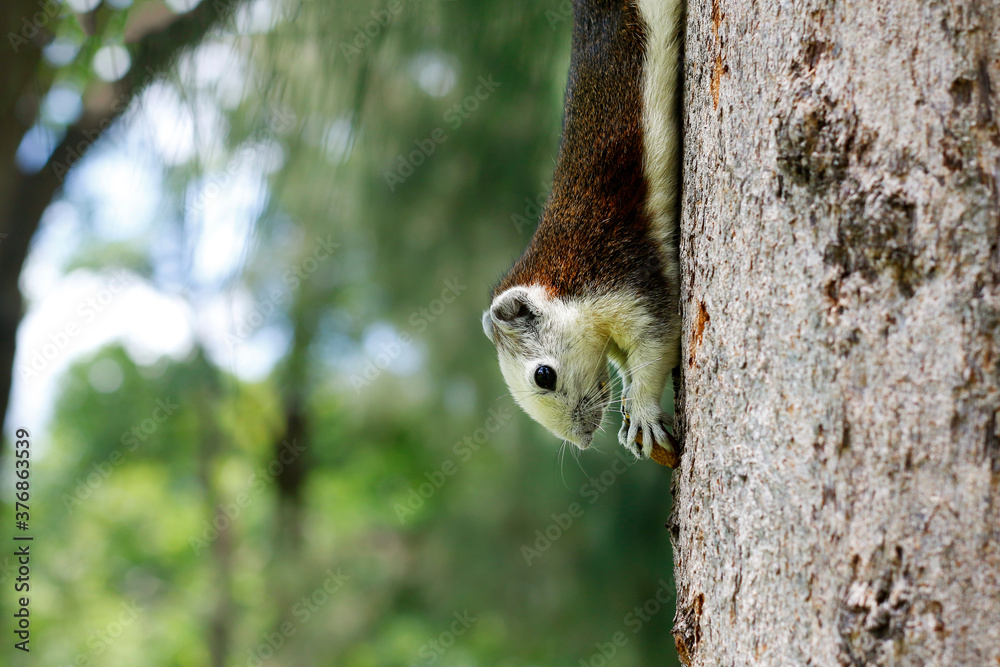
[482, 285, 612, 449]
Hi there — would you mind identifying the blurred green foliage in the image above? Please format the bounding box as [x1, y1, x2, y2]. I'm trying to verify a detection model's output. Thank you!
[2, 0, 679, 664]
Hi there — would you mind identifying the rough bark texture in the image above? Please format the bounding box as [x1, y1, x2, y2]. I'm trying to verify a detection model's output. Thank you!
[670, 0, 1000, 665]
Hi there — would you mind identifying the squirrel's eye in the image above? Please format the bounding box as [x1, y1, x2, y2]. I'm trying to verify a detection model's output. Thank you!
[534, 365, 557, 391]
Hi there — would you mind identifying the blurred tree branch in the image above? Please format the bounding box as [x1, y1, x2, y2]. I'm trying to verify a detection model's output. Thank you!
[0, 0, 250, 432]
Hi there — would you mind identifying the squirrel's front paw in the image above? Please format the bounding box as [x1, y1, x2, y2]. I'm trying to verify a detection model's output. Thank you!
[618, 407, 669, 460]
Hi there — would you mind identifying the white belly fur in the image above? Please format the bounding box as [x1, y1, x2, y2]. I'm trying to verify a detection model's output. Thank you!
[636, 0, 684, 294]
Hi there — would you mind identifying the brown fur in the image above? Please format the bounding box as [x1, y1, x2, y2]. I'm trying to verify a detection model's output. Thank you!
[494, 0, 670, 318]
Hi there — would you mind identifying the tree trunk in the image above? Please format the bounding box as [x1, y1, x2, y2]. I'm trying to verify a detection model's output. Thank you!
[0, 0, 248, 434]
[670, 0, 1000, 665]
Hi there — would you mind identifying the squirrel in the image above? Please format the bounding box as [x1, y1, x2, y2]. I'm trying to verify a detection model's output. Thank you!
[482, 0, 684, 463]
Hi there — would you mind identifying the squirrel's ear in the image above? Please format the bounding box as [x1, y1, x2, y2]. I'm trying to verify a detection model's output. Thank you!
[490, 287, 537, 332]
[481, 310, 495, 343]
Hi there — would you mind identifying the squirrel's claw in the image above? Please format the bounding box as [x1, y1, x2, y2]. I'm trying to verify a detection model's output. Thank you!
[619, 409, 669, 460]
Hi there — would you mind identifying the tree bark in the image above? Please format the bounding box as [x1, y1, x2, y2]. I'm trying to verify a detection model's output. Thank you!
[670, 0, 1000, 665]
